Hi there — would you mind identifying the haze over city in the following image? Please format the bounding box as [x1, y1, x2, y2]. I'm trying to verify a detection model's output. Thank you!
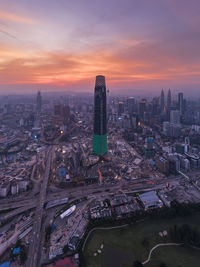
[1, 1, 200, 267]
[1, 0, 200, 95]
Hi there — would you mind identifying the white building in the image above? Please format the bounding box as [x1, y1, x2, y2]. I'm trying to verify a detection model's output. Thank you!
[11, 183, 19, 195]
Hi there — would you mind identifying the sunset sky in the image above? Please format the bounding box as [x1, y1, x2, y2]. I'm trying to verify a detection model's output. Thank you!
[0, 0, 200, 95]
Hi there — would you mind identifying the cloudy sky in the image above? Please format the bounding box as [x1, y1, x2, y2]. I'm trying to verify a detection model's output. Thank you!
[0, 0, 200, 95]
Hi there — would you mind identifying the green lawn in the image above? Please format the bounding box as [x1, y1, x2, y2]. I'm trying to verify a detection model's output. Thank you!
[83, 213, 200, 267]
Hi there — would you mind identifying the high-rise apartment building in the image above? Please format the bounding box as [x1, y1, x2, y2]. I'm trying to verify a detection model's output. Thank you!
[93, 75, 107, 156]
[160, 89, 165, 112]
[167, 89, 171, 110]
[138, 99, 146, 118]
[178, 92, 183, 115]
[170, 110, 180, 125]
[36, 91, 42, 113]
[118, 102, 124, 116]
[127, 97, 135, 114]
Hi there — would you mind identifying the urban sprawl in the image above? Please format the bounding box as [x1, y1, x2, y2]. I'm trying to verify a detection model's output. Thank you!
[1, 77, 200, 266]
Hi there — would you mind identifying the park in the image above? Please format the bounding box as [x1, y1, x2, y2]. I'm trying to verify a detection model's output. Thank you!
[82, 211, 200, 267]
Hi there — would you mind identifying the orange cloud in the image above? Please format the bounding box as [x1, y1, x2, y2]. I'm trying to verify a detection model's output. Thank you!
[1, 43, 200, 89]
[0, 10, 35, 24]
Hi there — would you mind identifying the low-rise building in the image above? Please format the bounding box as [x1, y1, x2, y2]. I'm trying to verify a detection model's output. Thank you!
[139, 191, 163, 210]
[68, 236, 80, 251]
[0, 182, 10, 197]
[155, 156, 169, 175]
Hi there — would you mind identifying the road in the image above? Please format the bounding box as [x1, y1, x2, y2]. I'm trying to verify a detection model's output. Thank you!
[0, 176, 181, 210]
[0, 229, 21, 256]
[0, 204, 35, 221]
[0, 165, 182, 264]
[0, 219, 34, 256]
[26, 146, 52, 267]
[0, 176, 181, 222]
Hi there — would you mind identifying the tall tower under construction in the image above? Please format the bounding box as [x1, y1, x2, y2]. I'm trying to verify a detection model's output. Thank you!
[93, 75, 107, 156]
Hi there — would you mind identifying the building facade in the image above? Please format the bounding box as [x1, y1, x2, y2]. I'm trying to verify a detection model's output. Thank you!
[93, 75, 107, 156]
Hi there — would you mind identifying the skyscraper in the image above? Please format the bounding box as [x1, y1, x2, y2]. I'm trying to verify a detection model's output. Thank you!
[127, 97, 135, 114]
[170, 110, 180, 125]
[152, 97, 159, 115]
[93, 75, 107, 156]
[63, 105, 70, 124]
[36, 91, 42, 113]
[160, 89, 164, 112]
[178, 92, 183, 115]
[139, 99, 146, 118]
[118, 102, 124, 116]
[167, 89, 171, 110]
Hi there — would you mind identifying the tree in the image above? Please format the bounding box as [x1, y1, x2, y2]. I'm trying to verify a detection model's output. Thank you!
[63, 245, 68, 254]
[169, 224, 200, 248]
[142, 238, 149, 247]
[45, 225, 52, 242]
[16, 239, 22, 247]
[133, 261, 143, 267]
[20, 249, 27, 264]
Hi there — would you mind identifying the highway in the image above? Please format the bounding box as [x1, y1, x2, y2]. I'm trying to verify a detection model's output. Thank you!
[0, 176, 181, 219]
[0, 200, 32, 211]
[26, 146, 52, 267]
[0, 175, 182, 209]
[0, 204, 35, 222]
[0, 218, 33, 256]
[0, 163, 182, 265]
[0, 176, 181, 223]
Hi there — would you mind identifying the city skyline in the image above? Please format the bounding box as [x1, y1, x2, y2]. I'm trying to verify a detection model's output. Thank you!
[1, 1, 200, 264]
[1, 75, 200, 266]
[1, 0, 200, 95]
